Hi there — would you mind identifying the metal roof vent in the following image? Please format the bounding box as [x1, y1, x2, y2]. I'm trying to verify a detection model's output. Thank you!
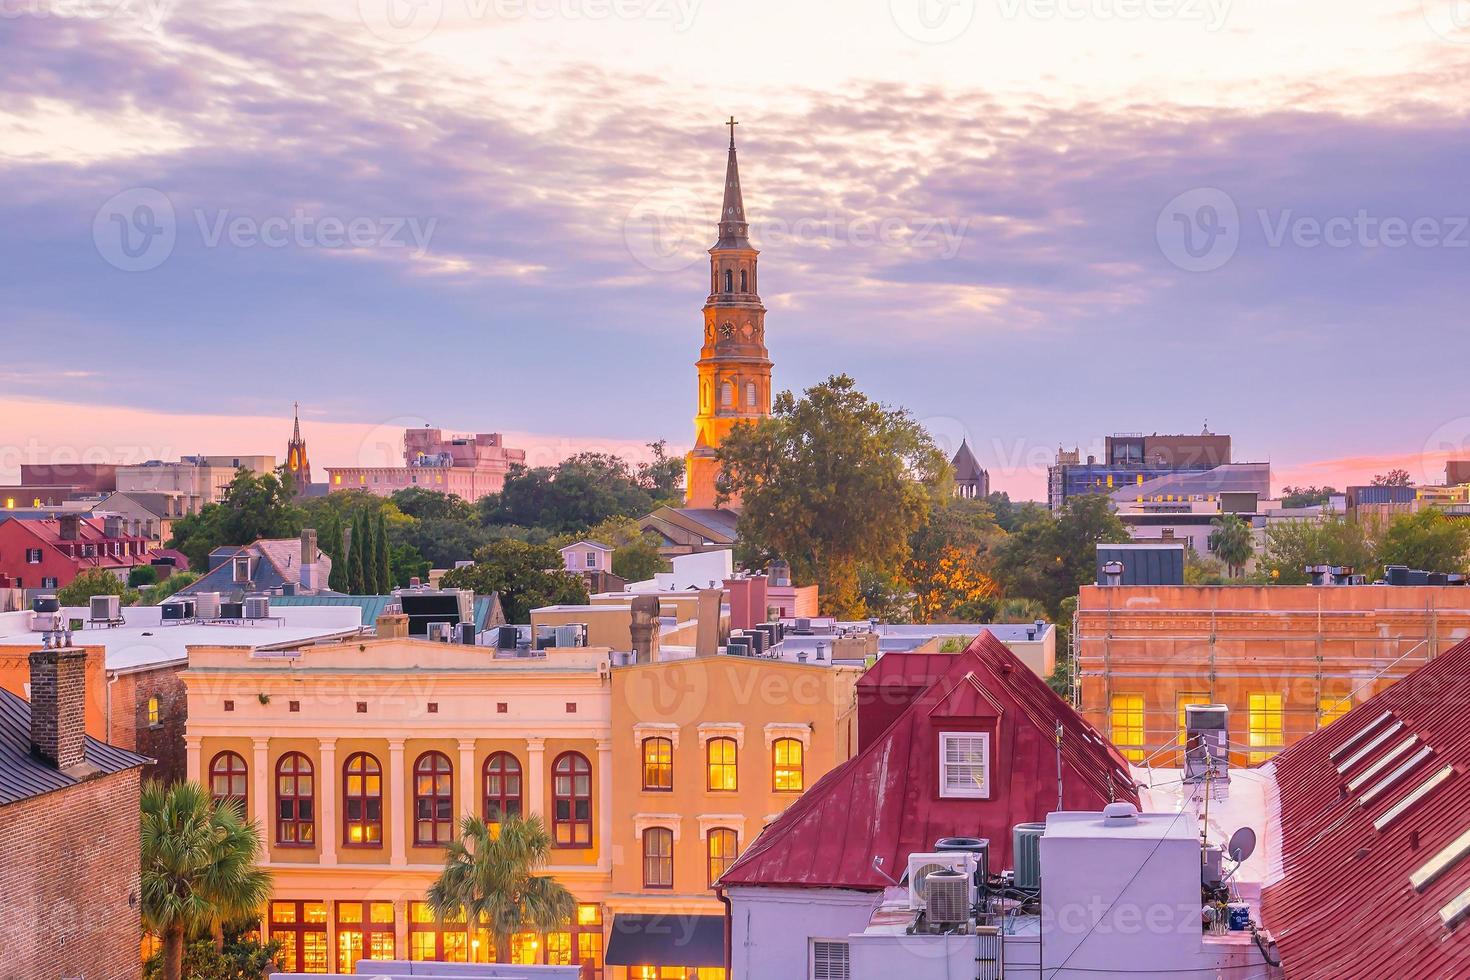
[1102, 802, 1139, 826]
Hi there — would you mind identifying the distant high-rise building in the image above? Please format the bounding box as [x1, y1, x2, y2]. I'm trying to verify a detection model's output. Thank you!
[1048, 428, 1240, 511]
[685, 117, 772, 510]
[285, 402, 312, 496]
[324, 429, 525, 502]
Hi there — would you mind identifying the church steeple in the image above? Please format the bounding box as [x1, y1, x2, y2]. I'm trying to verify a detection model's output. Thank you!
[285, 401, 312, 497]
[686, 117, 772, 510]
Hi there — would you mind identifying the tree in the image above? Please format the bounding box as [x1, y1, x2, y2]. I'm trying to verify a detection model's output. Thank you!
[58, 567, 135, 606]
[1279, 485, 1338, 509]
[393, 518, 496, 570]
[348, 511, 367, 594]
[440, 539, 588, 623]
[144, 935, 282, 980]
[167, 470, 303, 571]
[390, 486, 476, 522]
[129, 565, 159, 588]
[986, 491, 1048, 533]
[373, 511, 392, 594]
[427, 815, 576, 965]
[138, 571, 201, 606]
[906, 498, 1006, 623]
[481, 454, 654, 534]
[636, 439, 685, 504]
[1372, 469, 1414, 487]
[993, 495, 1130, 618]
[389, 542, 430, 587]
[715, 375, 948, 618]
[1208, 514, 1255, 578]
[319, 512, 349, 592]
[140, 781, 272, 980]
[611, 537, 666, 583]
[1260, 516, 1375, 584]
[1375, 508, 1470, 574]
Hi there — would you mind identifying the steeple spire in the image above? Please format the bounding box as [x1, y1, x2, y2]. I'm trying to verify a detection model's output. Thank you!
[292, 401, 302, 442]
[716, 116, 748, 248]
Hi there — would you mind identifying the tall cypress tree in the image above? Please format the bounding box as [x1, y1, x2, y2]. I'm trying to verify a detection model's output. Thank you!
[348, 511, 366, 595]
[320, 513, 346, 592]
[374, 511, 393, 593]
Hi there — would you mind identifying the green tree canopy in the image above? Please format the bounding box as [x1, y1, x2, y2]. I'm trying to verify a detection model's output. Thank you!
[427, 815, 576, 965]
[993, 495, 1130, 618]
[1260, 516, 1375, 584]
[1375, 508, 1470, 575]
[1279, 485, 1338, 509]
[479, 454, 654, 534]
[58, 567, 135, 606]
[439, 539, 588, 623]
[715, 374, 948, 618]
[635, 439, 686, 505]
[167, 470, 303, 571]
[140, 780, 273, 980]
[1372, 468, 1414, 487]
[1208, 514, 1255, 578]
[390, 486, 476, 522]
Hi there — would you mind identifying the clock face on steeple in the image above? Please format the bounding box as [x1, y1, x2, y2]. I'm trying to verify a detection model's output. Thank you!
[720, 322, 734, 339]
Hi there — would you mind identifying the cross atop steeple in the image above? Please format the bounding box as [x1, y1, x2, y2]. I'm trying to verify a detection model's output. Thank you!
[726, 115, 738, 149]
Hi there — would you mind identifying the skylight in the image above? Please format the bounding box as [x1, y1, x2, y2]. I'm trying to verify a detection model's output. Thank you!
[1410, 827, 1470, 892]
[1360, 746, 1434, 806]
[1346, 736, 1418, 792]
[1336, 721, 1406, 774]
[1374, 766, 1455, 832]
[1329, 710, 1394, 761]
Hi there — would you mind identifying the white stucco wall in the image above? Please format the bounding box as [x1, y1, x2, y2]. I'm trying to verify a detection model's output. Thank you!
[727, 886, 878, 980]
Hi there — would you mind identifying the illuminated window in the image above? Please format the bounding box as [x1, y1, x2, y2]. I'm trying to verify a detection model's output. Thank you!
[576, 905, 604, 978]
[275, 752, 315, 845]
[208, 751, 248, 814]
[643, 827, 674, 888]
[271, 901, 328, 973]
[408, 902, 468, 963]
[1319, 696, 1350, 728]
[772, 738, 803, 792]
[333, 474, 342, 485]
[335, 901, 395, 972]
[706, 737, 738, 792]
[552, 752, 593, 847]
[1111, 695, 1146, 762]
[708, 827, 738, 887]
[342, 752, 382, 846]
[1249, 693, 1284, 764]
[414, 752, 454, 845]
[484, 752, 523, 826]
[938, 732, 990, 799]
[642, 737, 673, 791]
[146, 697, 161, 727]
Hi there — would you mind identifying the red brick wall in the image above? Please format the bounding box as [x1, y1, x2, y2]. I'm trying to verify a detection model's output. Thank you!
[117, 666, 189, 785]
[0, 768, 142, 980]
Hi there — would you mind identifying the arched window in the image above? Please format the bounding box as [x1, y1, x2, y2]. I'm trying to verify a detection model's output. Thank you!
[724, 269, 733, 292]
[739, 269, 748, 292]
[745, 381, 757, 408]
[484, 752, 523, 826]
[708, 828, 739, 887]
[707, 737, 738, 792]
[642, 737, 673, 791]
[642, 827, 674, 888]
[342, 752, 382, 846]
[275, 752, 315, 845]
[413, 751, 454, 846]
[772, 738, 804, 793]
[720, 381, 734, 408]
[209, 751, 248, 813]
[552, 752, 592, 848]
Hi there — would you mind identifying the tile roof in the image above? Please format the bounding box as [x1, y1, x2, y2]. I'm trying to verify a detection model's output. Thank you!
[0, 687, 149, 805]
[718, 632, 1136, 891]
[1261, 637, 1470, 979]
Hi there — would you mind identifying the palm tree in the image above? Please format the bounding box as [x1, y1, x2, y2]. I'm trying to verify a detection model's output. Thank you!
[427, 814, 577, 964]
[140, 780, 273, 980]
[1209, 514, 1255, 579]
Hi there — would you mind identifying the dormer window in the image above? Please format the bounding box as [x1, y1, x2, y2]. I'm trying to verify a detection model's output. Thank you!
[233, 555, 251, 583]
[938, 731, 990, 799]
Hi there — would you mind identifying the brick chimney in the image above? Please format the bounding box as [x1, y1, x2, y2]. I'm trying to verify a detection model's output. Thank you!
[376, 609, 409, 639]
[28, 648, 88, 772]
[58, 514, 81, 542]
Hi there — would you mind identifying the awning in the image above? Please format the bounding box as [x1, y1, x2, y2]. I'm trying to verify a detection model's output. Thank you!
[604, 913, 726, 968]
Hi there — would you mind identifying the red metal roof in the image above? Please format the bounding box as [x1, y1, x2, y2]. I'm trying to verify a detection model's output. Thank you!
[719, 632, 1136, 890]
[1261, 636, 1470, 979]
[8, 517, 152, 569]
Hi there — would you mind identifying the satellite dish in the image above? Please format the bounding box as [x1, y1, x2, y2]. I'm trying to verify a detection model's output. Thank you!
[1227, 827, 1257, 864]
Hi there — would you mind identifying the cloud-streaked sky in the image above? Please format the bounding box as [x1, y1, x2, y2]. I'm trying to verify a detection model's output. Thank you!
[4, 0, 1470, 497]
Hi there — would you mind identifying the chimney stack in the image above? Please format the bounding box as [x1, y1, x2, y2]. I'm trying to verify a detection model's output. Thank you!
[630, 595, 661, 664]
[58, 514, 81, 542]
[301, 528, 317, 566]
[28, 648, 89, 772]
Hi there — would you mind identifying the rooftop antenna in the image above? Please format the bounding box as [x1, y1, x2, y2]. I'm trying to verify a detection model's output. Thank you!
[870, 855, 900, 888]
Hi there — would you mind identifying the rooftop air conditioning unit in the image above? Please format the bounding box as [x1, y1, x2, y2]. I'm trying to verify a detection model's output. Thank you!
[161, 598, 196, 622]
[907, 852, 976, 911]
[925, 869, 972, 926]
[428, 622, 455, 642]
[89, 594, 121, 623]
[243, 596, 271, 620]
[554, 624, 587, 648]
[193, 592, 221, 620]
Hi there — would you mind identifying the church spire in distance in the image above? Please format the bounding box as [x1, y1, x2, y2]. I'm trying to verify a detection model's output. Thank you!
[716, 115, 748, 248]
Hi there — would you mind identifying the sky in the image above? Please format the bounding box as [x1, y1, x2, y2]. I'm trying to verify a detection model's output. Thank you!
[4, 0, 1470, 498]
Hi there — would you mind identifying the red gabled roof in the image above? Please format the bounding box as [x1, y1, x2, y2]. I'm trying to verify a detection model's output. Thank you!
[719, 632, 1136, 891]
[1261, 637, 1470, 979]
[8, 517, 151, 569]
